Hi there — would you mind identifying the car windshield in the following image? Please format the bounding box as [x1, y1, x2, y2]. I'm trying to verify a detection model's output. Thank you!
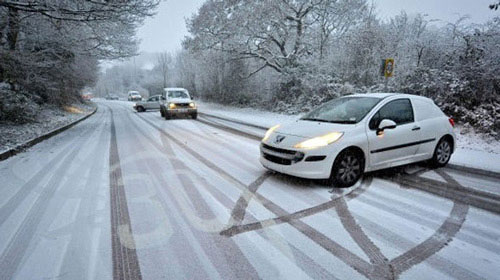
[301, 97, 381, 124]
[167, 91, 189, 99]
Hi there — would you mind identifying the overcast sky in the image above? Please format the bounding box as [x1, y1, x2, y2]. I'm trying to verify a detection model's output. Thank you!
[137, 0, 498, 54]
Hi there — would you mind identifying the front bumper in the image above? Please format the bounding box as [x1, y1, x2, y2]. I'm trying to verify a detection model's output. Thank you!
[166, 108, 197, 114]
[259, 143, 336, 179]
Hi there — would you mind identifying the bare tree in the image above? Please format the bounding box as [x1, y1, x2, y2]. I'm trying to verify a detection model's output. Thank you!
[185, 0, 323, 75]
[313, 0, 367, 60]
[0, 0, 159, 55]
[0, 0, 160, 108]
[156, 52, 172, 88]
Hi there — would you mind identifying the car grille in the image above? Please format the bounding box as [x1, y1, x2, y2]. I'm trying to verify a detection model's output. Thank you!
[174, 103, 191, 108]
[261, 143, 304, 165]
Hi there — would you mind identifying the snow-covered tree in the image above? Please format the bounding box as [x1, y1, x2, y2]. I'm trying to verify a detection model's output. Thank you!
[0, 0, 159, 111]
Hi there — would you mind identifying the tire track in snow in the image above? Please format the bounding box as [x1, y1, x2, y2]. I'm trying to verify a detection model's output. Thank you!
[0, 109, 106, 227]
[334, 198, 392, 279]
[131, 106, 477, 279]
[122, 108, 260, 279]
[387, 168, 470, 278]
[133, 109, 378, 279]
[108, 109, 142, 280]
[0, 110, 105, 280]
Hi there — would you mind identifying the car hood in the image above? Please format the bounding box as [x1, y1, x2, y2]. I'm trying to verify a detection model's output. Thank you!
[168, 98, 192, 104]
[275, 120, 356, 139]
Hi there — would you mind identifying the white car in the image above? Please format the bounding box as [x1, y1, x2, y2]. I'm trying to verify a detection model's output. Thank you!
[128, 91, 142, 101]
[260, 93, 456, 188]
[159, 88, 197, 120]
[134, 95, 165, 112]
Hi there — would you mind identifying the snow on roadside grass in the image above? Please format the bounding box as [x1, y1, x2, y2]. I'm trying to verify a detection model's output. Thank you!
[0, 102, 95, 152]
[198, 100, 500, 173]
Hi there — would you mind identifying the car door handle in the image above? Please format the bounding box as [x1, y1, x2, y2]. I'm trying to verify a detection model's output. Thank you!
[412, 126, 421, 131]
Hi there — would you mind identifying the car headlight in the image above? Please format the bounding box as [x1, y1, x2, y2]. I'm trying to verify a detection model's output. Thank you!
[189, 102, 196, 108]
[262, 124, 280, 142]
[169, 103, 176, 109]
[294, 132, 343, 149]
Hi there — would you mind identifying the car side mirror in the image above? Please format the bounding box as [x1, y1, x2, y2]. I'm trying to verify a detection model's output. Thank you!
[377, 119, 397, 135]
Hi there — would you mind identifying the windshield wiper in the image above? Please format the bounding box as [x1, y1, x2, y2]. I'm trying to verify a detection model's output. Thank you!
[301, 118, 356, 124]
[301, 118, 330, 123]
[326, 120, 357, 124]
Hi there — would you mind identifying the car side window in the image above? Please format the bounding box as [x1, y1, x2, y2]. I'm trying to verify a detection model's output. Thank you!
[147, 97, 155, 102]
[369, 99, 414, 130]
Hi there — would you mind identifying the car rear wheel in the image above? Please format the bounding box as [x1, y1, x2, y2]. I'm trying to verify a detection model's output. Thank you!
[330, 149, 363, 188]
[430, 137, 452, 167]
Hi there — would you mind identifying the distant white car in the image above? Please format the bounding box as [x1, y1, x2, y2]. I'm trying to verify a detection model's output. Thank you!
[159, 88, 197, 120]
[133, 95, 165, 112]
[128, 91, 142, 101]
[260, 93, 456, 188]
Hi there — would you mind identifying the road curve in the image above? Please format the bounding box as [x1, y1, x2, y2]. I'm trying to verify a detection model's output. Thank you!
[0, 101, 499, 280]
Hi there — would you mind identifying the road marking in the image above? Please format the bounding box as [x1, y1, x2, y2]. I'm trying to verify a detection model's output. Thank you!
[130, 107, 480, 279]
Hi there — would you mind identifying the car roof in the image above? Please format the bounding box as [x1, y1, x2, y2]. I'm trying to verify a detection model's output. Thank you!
[348, 93, 433, 102]
[164, 88, 187, 91]
[348, 93, 396, 98]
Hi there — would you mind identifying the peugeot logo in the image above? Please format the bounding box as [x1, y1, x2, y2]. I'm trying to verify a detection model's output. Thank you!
[274, 135, 286, 144]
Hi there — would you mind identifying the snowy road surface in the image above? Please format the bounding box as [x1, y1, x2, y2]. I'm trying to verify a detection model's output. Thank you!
[1, 101, 499, 280]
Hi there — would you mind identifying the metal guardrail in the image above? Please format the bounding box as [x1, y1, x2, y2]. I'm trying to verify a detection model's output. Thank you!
[198, 112, 269, 130]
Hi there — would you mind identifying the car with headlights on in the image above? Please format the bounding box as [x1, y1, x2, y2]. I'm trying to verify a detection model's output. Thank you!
[159, 88, 197, 120]
[260, 93, 456, 188]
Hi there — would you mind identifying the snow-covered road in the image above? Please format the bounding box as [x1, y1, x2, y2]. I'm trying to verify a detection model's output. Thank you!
[1, 100, 499, 280]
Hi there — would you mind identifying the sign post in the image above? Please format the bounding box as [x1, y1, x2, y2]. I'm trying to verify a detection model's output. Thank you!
[380, 58, 395, 91]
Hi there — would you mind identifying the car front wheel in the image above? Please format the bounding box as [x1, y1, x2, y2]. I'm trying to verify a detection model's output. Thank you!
[330, 149, 363, 188]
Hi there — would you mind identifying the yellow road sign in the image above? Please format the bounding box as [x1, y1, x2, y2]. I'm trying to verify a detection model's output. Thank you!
[384, 58, 395, 78]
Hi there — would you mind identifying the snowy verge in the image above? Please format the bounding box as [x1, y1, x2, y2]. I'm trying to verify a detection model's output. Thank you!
[197, 101, 500, 174]
[0, 102, 97, 159]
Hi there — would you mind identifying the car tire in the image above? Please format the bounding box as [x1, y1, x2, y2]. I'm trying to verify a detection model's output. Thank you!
[160, 108, 165, 117]
[164, 112, 171, 120]
[329, 149, 364, 188]
[430, 137, 452, 168]
[191, 112, 197, 120]
[137, 106, 145, 112]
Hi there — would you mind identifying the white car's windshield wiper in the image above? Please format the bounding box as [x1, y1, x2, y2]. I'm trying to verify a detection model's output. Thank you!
[301, 118, 330, 123]
[301, 118, 356, 124]
[327, 120, 357, 124]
